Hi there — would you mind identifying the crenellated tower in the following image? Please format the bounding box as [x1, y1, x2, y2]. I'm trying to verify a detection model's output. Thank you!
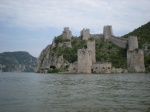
[103, 25, 113, 41]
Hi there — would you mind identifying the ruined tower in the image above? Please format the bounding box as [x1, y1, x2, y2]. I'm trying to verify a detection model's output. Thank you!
[81, 28, 90, 40]
[103, 25, 113, 41]
[62, 27, 72, 40]
[127, 36, 145, 72]
[128, 36, 138, 51]
[87, 40, 96, 62]
[77, 49, 92, 73]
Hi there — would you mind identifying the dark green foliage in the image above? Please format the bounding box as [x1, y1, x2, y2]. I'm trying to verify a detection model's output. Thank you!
[0, 51, 37, 72]
[54, 36, 70, 45]
[96, 41, 126, 68]
[52, 36, 86, 63]
[123, 22, 150, 48]
[47, 68, 62, 73]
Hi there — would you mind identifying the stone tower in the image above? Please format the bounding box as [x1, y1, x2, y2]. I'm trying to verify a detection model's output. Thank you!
[81, 28, 90, 40]
[128, 36, 138, 51]
[77, 49, 92, 73]
[62, 27, 72, 40]
[103, 25, 113, 41]
[87, 40, 96, 62]
[127, 36, 145, 72]
[127, 50, 145, 72]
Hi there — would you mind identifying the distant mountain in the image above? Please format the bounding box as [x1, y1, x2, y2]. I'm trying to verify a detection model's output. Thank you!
[123, 22, 150, 48]
[0, 51, 37, 72]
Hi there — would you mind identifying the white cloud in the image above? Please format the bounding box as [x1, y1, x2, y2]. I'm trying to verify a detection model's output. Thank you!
[0, 0, 150, 35]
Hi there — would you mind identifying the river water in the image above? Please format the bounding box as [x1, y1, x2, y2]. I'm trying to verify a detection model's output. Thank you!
[0, 73, 150, 112]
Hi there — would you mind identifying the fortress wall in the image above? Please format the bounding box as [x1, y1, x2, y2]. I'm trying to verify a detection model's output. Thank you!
[78, 49, 92, 73]
[109, 36, 128, 48]
[87, 40, 96, 62]
[90, 34, 103, 40]
[92, 62, 112, 73]
[128, 36, 138, 51]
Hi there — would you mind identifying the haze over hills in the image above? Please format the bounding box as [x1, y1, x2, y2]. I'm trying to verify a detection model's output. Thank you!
[0, 51, 37, 72]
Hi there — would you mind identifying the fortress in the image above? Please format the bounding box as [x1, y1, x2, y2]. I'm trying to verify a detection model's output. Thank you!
[64, 26, 145, 73]
[37, 25, 146, 73]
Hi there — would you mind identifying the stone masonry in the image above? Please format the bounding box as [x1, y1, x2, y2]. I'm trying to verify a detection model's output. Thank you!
[128, 36, 138, 51]
[62, 27, 72, 40]
[92, 62, 112, 73]
[103, 25, 113, 41]
[77, 49, 92, 73]
[81, 28, 90, 40]
[87, 40, 96, 62]
[127, 49, 145, 72]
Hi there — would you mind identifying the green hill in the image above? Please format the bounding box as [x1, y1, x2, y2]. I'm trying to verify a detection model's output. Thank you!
[123, 22, 150, 48]
[0, 51, 37, 72]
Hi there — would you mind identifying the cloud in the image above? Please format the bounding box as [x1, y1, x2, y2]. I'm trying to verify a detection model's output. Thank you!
[0, 0, 150, 57]
[0, 0, 150, 35]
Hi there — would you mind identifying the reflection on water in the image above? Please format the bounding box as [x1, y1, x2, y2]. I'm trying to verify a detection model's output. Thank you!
[0, 73, 150, 112]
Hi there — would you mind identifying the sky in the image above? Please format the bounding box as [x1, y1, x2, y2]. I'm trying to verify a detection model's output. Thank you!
[0, 0, 150, 57]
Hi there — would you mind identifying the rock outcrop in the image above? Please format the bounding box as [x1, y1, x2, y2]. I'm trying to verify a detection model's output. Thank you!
[36, 45, 69, 73]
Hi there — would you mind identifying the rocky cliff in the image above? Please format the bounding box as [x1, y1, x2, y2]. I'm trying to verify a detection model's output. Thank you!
[0, 51, 37, 72]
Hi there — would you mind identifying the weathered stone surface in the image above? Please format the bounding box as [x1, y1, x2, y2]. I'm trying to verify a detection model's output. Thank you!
[103, 25, 113, 41]
[81, 28, 90, 40]
[127, 49, 145, 72]
[128, 36, 138, 51]
[69, 62, 78, 73]
[62, 27, 72, 40]
[78, 49, 92, 73]
[110, 36, 128, 48]
[87, 40, 96, 62]
[92, 62, 112, 73]
[36, 45, 69, 73]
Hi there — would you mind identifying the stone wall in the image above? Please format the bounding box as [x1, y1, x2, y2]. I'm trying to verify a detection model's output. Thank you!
[110, 36, 128, 48]
[62, 27, 72, 40]
[90, 34, 103, 40]
[81, 28, 90, 40]
[92, 62, 112, 73]
[78, 49, 92, 73]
